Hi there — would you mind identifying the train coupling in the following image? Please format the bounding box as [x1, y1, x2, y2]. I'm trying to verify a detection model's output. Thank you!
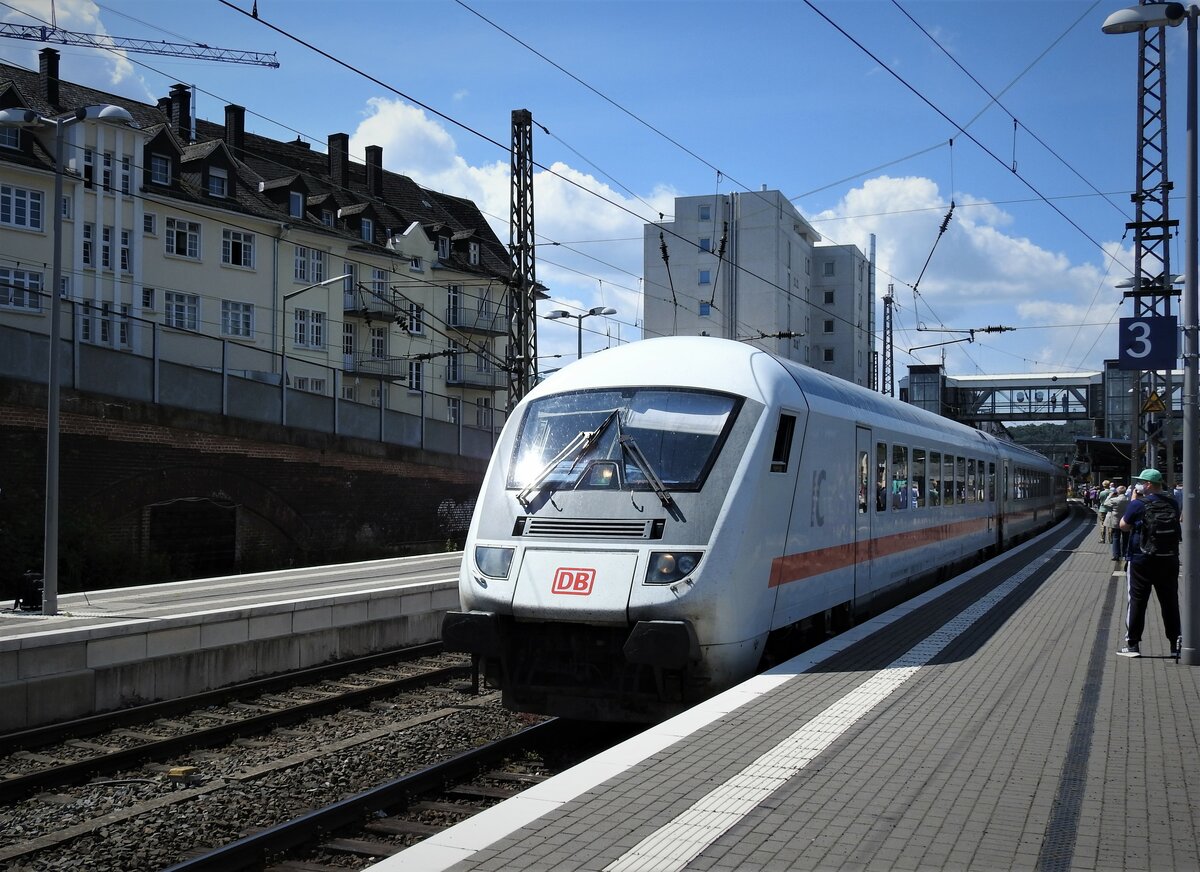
[442, 610, 502, 658]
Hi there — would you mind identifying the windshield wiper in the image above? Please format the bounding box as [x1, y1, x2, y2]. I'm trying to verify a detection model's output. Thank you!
[516, 409, 620, 508]
[617, 422, 676, 509]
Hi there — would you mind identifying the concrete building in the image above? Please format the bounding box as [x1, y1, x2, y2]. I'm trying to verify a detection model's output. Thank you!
[643, 190, 874, 387]
[0, 50, 512, 437]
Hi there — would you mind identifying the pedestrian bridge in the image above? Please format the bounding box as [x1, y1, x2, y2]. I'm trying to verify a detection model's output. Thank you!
[901, 365, 1102, 423]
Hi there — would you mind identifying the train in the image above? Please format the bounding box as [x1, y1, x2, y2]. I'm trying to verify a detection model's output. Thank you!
[442, 336, 1067, 721]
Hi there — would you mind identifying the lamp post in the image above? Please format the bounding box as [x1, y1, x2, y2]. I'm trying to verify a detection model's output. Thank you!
[545, 305, 617, 360]
[280, 274, 350, 427]
[0, 105, 134, 616]
[1103, 1, 1199, 665]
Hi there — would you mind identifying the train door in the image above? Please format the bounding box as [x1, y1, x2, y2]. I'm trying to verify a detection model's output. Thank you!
[854, 427, 872, 609]
[997, 459, 1009, 546]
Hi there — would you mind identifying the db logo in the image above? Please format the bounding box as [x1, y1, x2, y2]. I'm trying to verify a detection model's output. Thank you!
[551, 567, 596, 596]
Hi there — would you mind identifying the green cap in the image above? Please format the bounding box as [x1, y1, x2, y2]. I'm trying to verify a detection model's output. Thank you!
[1134, 468, 1164, 485]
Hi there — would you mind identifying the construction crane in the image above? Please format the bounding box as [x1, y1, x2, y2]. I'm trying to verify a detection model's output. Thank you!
[0, 22, 279, 67]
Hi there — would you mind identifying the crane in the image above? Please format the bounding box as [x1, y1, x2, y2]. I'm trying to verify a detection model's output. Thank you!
[0, 22, 279, 68]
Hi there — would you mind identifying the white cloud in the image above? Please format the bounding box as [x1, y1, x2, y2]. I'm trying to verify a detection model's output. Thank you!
[2, 0, 135, 88]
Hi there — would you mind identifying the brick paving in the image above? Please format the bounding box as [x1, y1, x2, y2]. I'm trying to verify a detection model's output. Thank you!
[381, 510, 1200, 871]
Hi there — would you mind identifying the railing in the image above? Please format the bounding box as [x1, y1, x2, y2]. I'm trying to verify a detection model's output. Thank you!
[446, 304, 505, 334]
[0, 297, 506, 460]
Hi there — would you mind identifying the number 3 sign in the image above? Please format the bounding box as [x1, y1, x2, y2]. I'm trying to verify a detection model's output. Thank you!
[1118, 316, 1178, 370]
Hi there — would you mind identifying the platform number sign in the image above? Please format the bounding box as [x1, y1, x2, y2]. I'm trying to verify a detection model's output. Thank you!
[1118, 316, 1177, 371]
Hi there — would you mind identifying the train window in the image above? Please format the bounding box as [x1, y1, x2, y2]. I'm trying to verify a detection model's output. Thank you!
[944, 455, 956, 506]
[956, 457, 967, 504]
[967, 459, 976, 503]
[892, 444, 910, 510]
[989, 463, 996, 502]
[876, 442, 888, 512]
[858, 449, 870, 513]
[928, 451, 941, 506]
[770, 414, 796, 473]
[912, 448, 926, 508]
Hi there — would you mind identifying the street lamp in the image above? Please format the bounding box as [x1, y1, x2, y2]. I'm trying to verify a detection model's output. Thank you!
[280, 274, 350, 427]
[1103, 1, 1199, 665]
[0, 104, 134, 616]
[545, 305, 617, 360]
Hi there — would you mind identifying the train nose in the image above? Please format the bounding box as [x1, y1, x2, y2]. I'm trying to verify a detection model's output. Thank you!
[510, 548, 639, 624]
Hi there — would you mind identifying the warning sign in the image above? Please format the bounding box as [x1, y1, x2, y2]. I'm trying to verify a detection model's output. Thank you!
[1142, 391, 1166, 414]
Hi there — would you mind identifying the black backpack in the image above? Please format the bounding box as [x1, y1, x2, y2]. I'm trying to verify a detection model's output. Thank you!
[1139, 495, 1180, 557]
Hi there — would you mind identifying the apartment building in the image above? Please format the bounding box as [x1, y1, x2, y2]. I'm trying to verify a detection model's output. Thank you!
[643, 190, 875, 388]
[0, 50, 511, 434]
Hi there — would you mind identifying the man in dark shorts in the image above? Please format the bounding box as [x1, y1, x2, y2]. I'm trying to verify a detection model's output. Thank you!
[1116, 468, 1182, 658]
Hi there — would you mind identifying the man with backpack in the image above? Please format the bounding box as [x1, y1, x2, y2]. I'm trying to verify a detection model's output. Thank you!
[1116, 468, 1182, 659]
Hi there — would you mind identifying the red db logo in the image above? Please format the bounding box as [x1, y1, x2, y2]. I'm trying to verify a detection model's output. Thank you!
[551, 567, 596, 596]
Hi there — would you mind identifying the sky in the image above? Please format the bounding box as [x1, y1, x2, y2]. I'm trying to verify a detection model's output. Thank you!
[0, 0, 1192, 379]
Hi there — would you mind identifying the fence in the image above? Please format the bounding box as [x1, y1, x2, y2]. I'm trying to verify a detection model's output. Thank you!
[0, 301, 506, 460]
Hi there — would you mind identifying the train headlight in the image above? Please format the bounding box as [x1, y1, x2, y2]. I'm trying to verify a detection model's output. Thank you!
[474, 546, 515, 579]
[645, 551, 703, 584]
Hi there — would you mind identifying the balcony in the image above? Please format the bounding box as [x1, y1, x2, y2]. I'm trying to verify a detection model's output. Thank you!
[447, 366, 504, 391]
[346, 354, 409, 380]
[447, 303, 505, 336]
[346, 288, 398, 319]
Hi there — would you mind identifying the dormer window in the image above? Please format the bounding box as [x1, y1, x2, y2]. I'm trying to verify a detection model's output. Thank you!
[468, 242, 480, 266]
[361, 217, 374, 242]
[207, 167, 228, 198]
[0, 127, 19, 150]
[438, 236, 449, 260]
[289, 191, 304, 218]
[321, 209, 334, 227]
[409, 255, 422, 272]
[150, 153, 171, 186]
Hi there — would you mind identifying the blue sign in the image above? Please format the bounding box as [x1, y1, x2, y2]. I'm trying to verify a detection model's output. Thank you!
[1117, 316, 1178, 370]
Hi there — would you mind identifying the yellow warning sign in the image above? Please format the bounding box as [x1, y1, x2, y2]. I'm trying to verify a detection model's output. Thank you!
[1142, 391, 1166, 414]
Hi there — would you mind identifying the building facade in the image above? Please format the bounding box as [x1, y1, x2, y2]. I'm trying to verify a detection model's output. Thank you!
[0, 50, 511, 440]
[642, 190, 874, 387]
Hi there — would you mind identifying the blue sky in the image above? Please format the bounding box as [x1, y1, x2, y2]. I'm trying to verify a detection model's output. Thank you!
[1, 0, 1191, 378]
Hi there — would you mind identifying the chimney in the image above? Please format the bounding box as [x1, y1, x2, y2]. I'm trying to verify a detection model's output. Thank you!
[156, 96, 172, 118]
[224, 104, 245, 157]
[39, 48, 60, 107]
[169, 83, 191, 142]
[366, 145, 383, 197]
[328, 133, 350, 190]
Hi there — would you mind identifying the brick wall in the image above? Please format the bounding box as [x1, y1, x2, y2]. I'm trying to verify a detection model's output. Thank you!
[0, 380, 488, 593]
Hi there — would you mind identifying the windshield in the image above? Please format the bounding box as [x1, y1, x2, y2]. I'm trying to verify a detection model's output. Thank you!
[507, 388, 741, 492]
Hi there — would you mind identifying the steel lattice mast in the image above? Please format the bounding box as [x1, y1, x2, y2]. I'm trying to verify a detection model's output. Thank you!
[881, 284, 895, 397]
[507, 109, 538, 407]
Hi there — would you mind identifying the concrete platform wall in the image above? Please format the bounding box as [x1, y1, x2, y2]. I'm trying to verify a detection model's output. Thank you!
[0, 580, 459, 732]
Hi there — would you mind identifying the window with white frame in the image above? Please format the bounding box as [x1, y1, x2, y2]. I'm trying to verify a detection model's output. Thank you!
[222, 229, 255, 268]
[0, 184, 44, 230]
[293, 245, 324, 282]
[143, 213, 157, 235]
[141, 287, 156, 310]
[369, 386, 382, 407]
[289, 190, 304, 218]
[80, 302, 92, 341]
[371, 267, 386, 295]
[321, 209, 334, 227]
[101, 226, 112, 269]
[370, 326, 386, 359]
[119, 230, 130, 272]
[164, 291, 199, 330]
[447, 396, 460, 424]
[0, 267, 42, 310]
[407, 302, 423, 334]
[165, 217, 200, 259]
[447, 340, 462, 381]
[59, 275, 70, 299]
[118, 304, 130, 347]
[150, 153, 171, 185]
[0, 127, 18, 150]
[468, 242, 479, 265]
[341, 384, 357, 401]
[408, 360, 423, 391]
[120, 156, 131, 195]
[100, 301, 112, 344]
[342, 262, 356, 294]
[409, 255, 422, 272]
[342, 321, 355, 356]
[476, 397, 493, 429]
[207, 167, 228, 198]
[82, 223, 94, 266]
[60, 195, 71, 220]
[361, 217, 373, 242]
[101, 152, 113, 191]
[82, 149, 93, 187]
[293, 308, 323, 348]
[222, 300, 253, 337]
[438, 236, 449, 260]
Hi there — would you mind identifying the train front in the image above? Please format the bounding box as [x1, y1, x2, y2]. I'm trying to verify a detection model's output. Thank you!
[442, 338, 781, 721]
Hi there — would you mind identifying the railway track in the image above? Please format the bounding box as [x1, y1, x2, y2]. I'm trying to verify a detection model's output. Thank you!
[164, 718, 635, 871]
[0, 643, 466, 802]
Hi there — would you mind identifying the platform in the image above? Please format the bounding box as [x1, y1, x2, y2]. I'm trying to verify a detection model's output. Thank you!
[0, 554, 460, 731]
[387, 512, 1200, 871]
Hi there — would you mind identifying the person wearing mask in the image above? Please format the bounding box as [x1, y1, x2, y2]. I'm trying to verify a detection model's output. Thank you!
[1116, 469, 1182, 658]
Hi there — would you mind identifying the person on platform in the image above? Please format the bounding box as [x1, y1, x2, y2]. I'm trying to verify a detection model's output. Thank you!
[1116, 469, 1182, 658]
[1103, 485, 1130, 565]
[1096, 480, 1113, 543]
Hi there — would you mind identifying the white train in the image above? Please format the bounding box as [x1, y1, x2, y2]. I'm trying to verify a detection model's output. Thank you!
[443, 337, 1066, 720]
